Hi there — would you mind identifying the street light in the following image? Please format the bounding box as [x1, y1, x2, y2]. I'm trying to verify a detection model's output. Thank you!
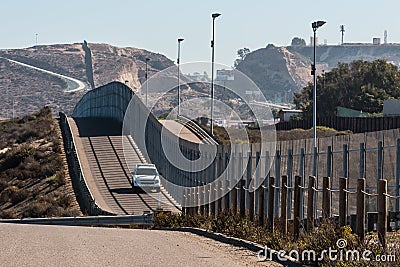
[311, 21, 325, 147]
[210, 12, 221, 136]
[177, 38, 184, 116]
[145, 57, 150, 107]
[311, 20, 325, 176]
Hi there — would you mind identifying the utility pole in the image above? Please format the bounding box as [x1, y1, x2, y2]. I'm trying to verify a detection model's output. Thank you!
[35, 33, 38, 46]
[340, 25, 345, 45]
[210, 12, 221, 136]
[311, 20, 326, 177]
[145, 58, 150, 107]
[177, 38, 184, 116]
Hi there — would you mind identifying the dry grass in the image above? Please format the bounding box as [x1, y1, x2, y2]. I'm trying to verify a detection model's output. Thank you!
[0, 107, 81, 218]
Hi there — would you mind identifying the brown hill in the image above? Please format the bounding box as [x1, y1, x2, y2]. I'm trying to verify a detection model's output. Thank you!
[237, 43, 400, 102]
[0, 43, 174, 118]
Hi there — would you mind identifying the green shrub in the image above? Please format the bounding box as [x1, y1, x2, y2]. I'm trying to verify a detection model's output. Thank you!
[46, 175, 58, 185]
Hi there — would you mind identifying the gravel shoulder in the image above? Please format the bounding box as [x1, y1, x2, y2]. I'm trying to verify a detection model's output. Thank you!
[0, 223, 282, 267]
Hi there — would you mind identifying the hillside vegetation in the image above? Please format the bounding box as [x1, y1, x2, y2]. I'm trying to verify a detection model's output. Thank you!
[0, 43, 174, 118]
[294, 59, 400, 117]
[237, 44, 400, 101]
[0, 107, 81, 218]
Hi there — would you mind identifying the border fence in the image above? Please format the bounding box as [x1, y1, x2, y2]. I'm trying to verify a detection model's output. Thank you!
[174, 128, 400, 247]
[59, 112, 114, 216]
[276, 116, 400, 133]
[59, 82, 400, 247]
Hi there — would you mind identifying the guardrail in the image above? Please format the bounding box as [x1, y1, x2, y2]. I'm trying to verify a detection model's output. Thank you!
[0, 214, 153, 226]
[177, 115, 218, 145]
[59, 112, 114, 216]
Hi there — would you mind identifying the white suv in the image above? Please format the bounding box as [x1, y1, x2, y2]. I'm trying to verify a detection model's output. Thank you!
[132, 164, 161, 192]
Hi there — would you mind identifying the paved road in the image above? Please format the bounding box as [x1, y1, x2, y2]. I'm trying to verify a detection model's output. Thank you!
[0, 223, 282, 267]
[0, 56, 87, 92]
[69, 117, 180, 215]
[160, 120, 203, 143]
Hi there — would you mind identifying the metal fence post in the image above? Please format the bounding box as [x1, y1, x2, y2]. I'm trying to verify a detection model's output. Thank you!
[343, 144, 349, 178]
[267, 176, 275, 232]
[377, 141, 383, 181]
[327, 146, 332, 178]
[287, 149, 293, 219]
[247, 152, 254, 221]
[257, 182, 265, 226]
[231, 151, 238, 214]
[224, 152, 230, 211]
[240, 179, 246, 218]
[274, 150, 281, 217]
[217, 153, 223, 214]
[312, 147, 318, 177]
[239, 152, 245, 218]
[360, 143, 365, 179]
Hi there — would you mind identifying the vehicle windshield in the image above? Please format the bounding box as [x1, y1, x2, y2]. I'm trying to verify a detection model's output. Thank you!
[135, 168, 157, 176]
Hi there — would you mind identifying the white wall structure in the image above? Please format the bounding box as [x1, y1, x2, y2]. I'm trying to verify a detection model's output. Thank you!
[383, 99, 400, 116]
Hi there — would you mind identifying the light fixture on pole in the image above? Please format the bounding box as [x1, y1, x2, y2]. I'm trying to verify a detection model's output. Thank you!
[311, 21, 325, 148]
[210, 12, 221, 136]
[311, 20, 325, 175]
[177, 38, 184, 116]
[145, 57, 150, 107]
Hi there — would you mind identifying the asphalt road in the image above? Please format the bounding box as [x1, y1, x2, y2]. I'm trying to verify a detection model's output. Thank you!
[0, 223, 282, 267]
[0, 56, 87, 92]
[69, 117, 180, 215]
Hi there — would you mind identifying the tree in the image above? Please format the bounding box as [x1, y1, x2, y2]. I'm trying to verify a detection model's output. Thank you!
[291, 37, 306, 46]
[237, 48, 251, 60]
[234, 48, 251, 68]
[294, 59, 400, 117]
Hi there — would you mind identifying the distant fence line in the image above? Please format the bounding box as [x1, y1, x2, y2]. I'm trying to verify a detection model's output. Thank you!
[276, 116, 400, 133]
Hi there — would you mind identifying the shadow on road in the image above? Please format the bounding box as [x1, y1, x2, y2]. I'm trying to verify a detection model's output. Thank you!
[74, 117, 122, 137]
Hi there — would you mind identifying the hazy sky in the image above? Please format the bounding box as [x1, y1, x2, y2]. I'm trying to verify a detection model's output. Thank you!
[1, 0, 399, 71]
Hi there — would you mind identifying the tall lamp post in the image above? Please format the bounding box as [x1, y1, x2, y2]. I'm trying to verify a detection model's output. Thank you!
[311, 21, 326, 150]
[177, 38, 184, 116]
[145, 57, 150, 107]
[210, 12, 221, 136]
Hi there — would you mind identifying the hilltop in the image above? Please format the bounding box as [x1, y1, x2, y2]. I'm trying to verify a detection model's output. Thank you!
[3, 42, 400, 118]
[0, 43, 174, 118]
[236, 44, 400, 101]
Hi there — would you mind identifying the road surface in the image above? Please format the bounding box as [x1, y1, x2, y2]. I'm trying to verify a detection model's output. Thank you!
[160, 120, 203, 143]
[69, 117, 180, 215]
[0, 223, 282, 267]
[0, 56, 87, 92]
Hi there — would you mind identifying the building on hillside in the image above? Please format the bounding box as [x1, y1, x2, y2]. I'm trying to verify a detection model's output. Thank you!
[373, 38, 381, 45]
[383, 99, 400, 116]
[278, 109, 302, 122]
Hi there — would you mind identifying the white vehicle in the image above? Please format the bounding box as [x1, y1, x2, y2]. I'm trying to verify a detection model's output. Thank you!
[131, 164, 160, 192]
